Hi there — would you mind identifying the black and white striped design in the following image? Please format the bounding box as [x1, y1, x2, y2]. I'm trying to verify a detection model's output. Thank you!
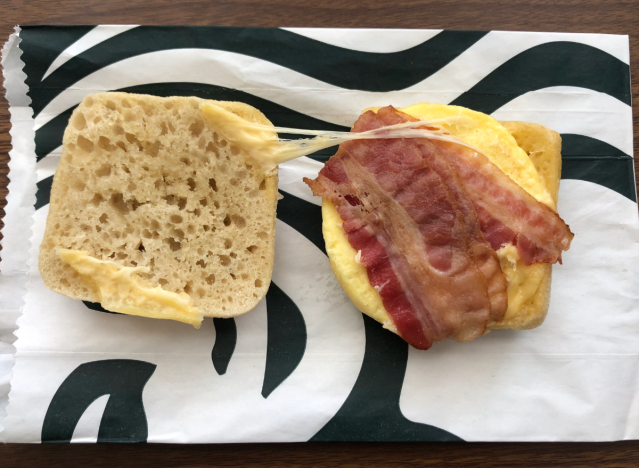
[2, 26, 637, 443]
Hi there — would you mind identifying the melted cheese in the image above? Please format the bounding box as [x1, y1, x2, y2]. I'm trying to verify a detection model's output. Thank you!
[322, 104, 552, 330]
[202, 103, 342, 168]
[57, 248, 203, 327]
[496, 244, 546, 321]
[201, 103, 484, 170]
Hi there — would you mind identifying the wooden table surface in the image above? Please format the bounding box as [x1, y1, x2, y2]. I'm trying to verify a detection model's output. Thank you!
[1, 0, 637, 466]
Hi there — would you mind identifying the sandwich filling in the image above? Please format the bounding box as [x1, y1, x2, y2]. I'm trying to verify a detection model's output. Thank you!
[305, 106, 573, 350]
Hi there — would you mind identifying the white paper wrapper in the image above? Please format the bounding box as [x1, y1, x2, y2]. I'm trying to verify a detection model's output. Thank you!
[0, 26, 636, 442]
[0, 26, 36, 430]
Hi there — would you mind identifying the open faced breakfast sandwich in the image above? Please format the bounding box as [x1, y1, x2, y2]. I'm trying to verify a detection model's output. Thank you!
[305, 104, 573, 350]
[41, 92, 573, 349]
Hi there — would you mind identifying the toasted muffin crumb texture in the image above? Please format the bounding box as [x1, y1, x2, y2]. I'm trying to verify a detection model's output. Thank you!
[39, 92, 278, 318]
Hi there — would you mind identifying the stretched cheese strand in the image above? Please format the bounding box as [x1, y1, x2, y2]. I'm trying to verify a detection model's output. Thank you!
[201, 103, 478, 168]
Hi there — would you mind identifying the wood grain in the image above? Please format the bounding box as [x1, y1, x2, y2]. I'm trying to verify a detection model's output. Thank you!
[0, 0, 637, 465]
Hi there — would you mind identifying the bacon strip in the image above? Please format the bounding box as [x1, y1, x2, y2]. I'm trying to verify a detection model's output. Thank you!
[427, 139, 574, 265]
[416, 147, 508, 322]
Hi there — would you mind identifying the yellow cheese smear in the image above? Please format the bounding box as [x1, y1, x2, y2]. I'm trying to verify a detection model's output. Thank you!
[202, 103, 336, 168]
[495, 244, 547, 321]
[57, 248, 203, 327]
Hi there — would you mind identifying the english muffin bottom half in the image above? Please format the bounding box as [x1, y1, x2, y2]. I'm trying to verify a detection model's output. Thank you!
[321, 103, 562, 335]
